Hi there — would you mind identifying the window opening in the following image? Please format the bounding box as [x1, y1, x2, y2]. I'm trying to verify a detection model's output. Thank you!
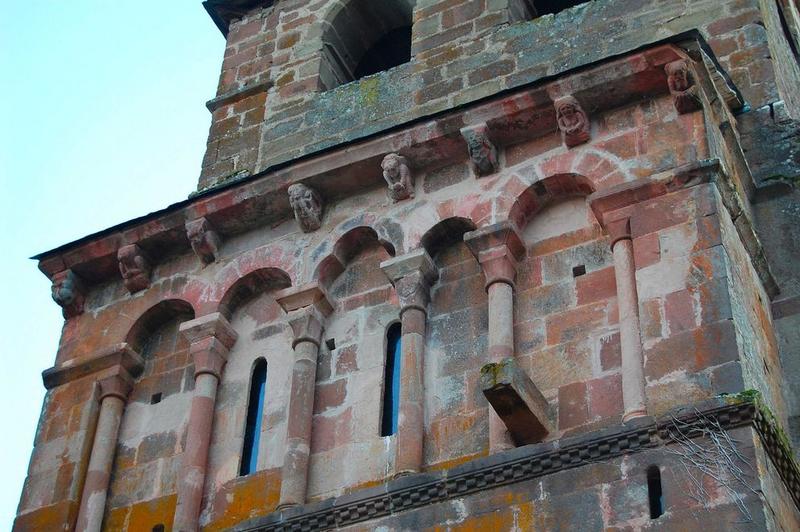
[534, 0, 590, 16]
[381, 323, 403, 437]
[240, 358, 267, 476]
[572, 265, 587, 277]
[326, 338, 337, 351]
[353, 26, 412, 79]
[647, 465, 664, 519]
[150, 392, 162, 405]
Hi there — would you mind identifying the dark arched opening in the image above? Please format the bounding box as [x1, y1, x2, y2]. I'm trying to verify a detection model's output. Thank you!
[647, 465, 664, 519]
[320, 0, 414, 90]
[240, 358, 268, 476]
[381, 323, 403, 437]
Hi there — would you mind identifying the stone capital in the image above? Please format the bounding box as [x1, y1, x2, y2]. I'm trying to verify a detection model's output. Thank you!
[51, 269, 85, 319]
[275, 283, 333, 348]
[98, 368, 135, 402]
[464, 222, 525, 289]
[180, 313, 238, 379]
[42, 343, 144, 390]
[381, 250, 439, 314]
[186, 217, 222, 264]
[606, 217, 632, 249]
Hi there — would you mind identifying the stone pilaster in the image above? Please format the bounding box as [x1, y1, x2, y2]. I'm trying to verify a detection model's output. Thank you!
[276, 283, 332, 508]
[174, 313, 238, 532]
[465, 222, 525, 453]
[606, 217, 647, 422]
[75, 344, 143, 532]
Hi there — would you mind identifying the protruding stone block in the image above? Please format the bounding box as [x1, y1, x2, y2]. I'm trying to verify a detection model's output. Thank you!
[460, 123, 498, 177]
[480, 357, 553, 445]
[555, 95, 590, 148]
[382, 153, 414, 202]
[117, 244, 151, 294]
[186, 217, 222, 264]
[288, 183, 323, 232]
[51, 269, 85, 318]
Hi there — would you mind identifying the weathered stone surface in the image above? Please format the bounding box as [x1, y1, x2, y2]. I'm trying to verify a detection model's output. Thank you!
[19, 1, 800, 530]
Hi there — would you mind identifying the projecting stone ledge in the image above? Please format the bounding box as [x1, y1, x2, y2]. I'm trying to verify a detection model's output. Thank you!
[480, 358, 553, 445]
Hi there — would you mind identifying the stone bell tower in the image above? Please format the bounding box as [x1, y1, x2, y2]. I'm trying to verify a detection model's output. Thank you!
[15, 0, 800, 530]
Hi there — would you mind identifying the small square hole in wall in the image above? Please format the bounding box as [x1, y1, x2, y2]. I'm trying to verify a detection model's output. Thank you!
[150, 392, 162, 405]
[572, 265, 586, 277]
[325, 338, 336, 351]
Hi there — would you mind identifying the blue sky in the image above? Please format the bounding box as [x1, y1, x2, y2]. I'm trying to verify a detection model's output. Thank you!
[0, 1, 224, 526]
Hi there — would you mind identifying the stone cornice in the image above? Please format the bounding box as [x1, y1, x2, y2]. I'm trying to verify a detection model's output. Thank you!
[32, 41, 728, 298]
[42, 343, 144, 390]
[233, 398, 798, 531]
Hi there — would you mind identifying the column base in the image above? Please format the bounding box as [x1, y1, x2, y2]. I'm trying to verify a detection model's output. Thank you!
[622, 408, 648, 423]
[276, 503, 299, 512]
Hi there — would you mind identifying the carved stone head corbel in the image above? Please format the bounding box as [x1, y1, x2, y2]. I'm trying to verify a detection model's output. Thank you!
[288, 183, 323, 233]
[460, 123, 499, 177]
[555, 96, 590, 148]
[118, 244, 151, 294]
[186, 217, 221, 264]
[51, 269, 85, 318]
[381, 153, 414, 202]
[665, 59, 702, 114]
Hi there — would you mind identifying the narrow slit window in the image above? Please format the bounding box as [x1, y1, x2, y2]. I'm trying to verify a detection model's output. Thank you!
[381, 323, 402, 437]
[647, 465, 664, 519]
[240, 358, 267, 476]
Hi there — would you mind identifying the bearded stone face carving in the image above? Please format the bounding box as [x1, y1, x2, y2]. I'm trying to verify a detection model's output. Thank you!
[186, 217, 221, 264]
[381, 153, 414, 202]
[51, 269, 85, 318]
[118, 244, 151, 294]
[460, 123, 498, 177]
[555, 96, 590, 148]
[288, 183, 323, 233]
[665, 59, 701, 114]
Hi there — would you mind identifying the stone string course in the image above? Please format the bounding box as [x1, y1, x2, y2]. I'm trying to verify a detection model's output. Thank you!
[236, 398, 796, 531]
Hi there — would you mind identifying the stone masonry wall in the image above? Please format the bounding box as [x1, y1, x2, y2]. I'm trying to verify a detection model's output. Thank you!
[199, 0, 776, 191]
[336, 427, 780, 531]
[17, 2, 800, 525]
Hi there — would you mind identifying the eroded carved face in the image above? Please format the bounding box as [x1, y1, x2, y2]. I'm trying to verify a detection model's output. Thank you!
[52, 274, 76, 306]
[382, 156, 401, 180]
[666, 61, 691, 92]
[557, 102, 584, 130]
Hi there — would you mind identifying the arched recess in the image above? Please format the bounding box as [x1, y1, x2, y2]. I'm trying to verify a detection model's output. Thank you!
[304, 225, 398, 499]
[218, 267, 292, 319]
[506, 173, 596, 230]
[202, 266, 294, 512]
[319, 0, 415, 89]
[418, 216, 491, 468]
[509, 172, 623, 436]
[313, 226, 396, 290]
[106, 299, 196, 525]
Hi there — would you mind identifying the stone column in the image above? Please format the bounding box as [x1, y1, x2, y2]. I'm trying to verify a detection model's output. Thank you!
[275, 284, 333, 509]
[75, 346, 143, 532]
[607, 217, 647, 421]
[174, 313, 238, 532]
[380, 250, 438, 476]
[465, 222, 526, 453]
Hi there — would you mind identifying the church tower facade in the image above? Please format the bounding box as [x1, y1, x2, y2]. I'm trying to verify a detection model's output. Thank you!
[15, 1, 800, 530]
